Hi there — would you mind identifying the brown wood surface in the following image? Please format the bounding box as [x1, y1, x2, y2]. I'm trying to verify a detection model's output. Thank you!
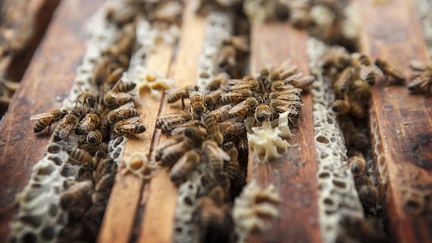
[359, 0, 432, 242]
[0, 0, 104, 241]
[137, 3, 207, 243]
[98, 39, 175, 243]
[246, 22, 321, 243]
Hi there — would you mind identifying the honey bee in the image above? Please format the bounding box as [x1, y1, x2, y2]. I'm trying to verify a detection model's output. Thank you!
[104, 24, 134, 58]
[113, 117, 146, 135]
[103, 91, 134, 108]
[331, 99, 350, 115]
[67, 147, 93, 166]
[167, 85, 195, 108]
[155, 135, 184, 161]
[204, 89, 223, 107]
[169, 149, 201, 184]
[106, 4, 136, 26]
[54, 110, 81, 140]
[202, 139, 230, 176]
[238, 137, 248, 153]
[107, 102, 139, 124]
[349, 101, 366, 119]
[30, 109, 68, 133]
[158, 138, 194, 166]
[206, 73, 228, 91]
[220, 89, 253, 103]
[106, 67, 124, 88]
[349, 153, 366, 176]
[291, 75, 315, 91]
[374, 58, 405, 83]
[156, 111, 192, 133]
[357, 182, 379, 207]
[86, 130, 104, 144]
[334, 67, 354, 96]
[189, 90, 206, 116]
[196, 193, 230, 240]
[170, 120, 201, 136]
[76, 91, 98, 110]
[60, 180, 93, 209]
[351, 79, 372, 99]
[208, 104, 231, 122]
[224, 144, 244, 189]
[254, 103, 273, 123]
[184, 127, 208, 143]
[76, 113, 101, 135]
[202, 113, 223, 144]
[111, 79, 136, 93]
[408, 69, 432, 94]
[269, 99, 302, 114]
[219, 121, 245, 137]
[229, 97, 258, 118]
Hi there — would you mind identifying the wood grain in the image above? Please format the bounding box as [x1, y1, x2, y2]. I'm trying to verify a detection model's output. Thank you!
[0, 0, 60, 115]
[358, 0, 432, 242]
[0, 0, 104, 241]
[137, 3, 207, 243]
[98, 40, 175, 243]
[247, 22, 321, 243]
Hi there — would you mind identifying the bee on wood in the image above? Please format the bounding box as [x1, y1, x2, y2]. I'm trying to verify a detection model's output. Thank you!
[189, 90, 206, 117]
[113, 117, 146, 135]
[269, 98, 302, 115]
[408, 60, 432, 94]
[67, 147, 93, 166]
[229, 97, 258, 118]
[53, 109, 82, 140]
[103, 91, 134, 108]
[107, 102, 139, 124]
[169, 149, 201, 184]
[349, 153, 366, 176]
[254, 103, 273, 123]
[76, 113, 101, 135]
[158, 138, 194, 166]
[291, 75, 315, 91]
[156, 111, 192, 133]
[30, 109, 68, 133]
[111, 78, 136, 93]
[374, 58, 405, 83]
[202, 140, 230, 176]
[202, 113, 223, 144]
[331, 99, 350, 115]
[167, 85, 196, 108]
[86, 130, 104, 144]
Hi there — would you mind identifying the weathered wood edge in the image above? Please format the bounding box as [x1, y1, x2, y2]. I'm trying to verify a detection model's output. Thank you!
[246, 22, 321, 243]
[358, 0, 432, 242]
[0, 0, 104, 241]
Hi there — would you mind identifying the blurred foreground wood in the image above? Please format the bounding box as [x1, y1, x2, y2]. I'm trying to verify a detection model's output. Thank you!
[359, 0, 432, 242]
[0, 0, 103, 241]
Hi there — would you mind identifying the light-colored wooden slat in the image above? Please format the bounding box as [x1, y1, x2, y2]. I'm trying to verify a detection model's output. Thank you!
[0, 0, 104, 241]
[247, 23, 321, 243]
[138, 3, 207, 243]
[98, 43, 175, 243]
[358, 0, 432, 242]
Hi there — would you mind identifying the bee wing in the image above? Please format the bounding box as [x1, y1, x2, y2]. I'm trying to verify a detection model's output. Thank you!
[30, 113, 54, 120]
[229, 100, 248, 115]
[116, 101, 135, 110]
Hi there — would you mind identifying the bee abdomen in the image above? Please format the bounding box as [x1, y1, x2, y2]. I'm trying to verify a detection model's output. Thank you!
[87, 130, 103, 144]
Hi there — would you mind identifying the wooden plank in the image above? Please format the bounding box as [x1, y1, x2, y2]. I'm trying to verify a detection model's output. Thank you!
[98, 39, 175, 243]
[247, 23, 321, 243]
[358, 0, 432, 242]
[0, 0, 60, 115]
[137, 4, 207, 243]
[0, 0, 104, 241]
